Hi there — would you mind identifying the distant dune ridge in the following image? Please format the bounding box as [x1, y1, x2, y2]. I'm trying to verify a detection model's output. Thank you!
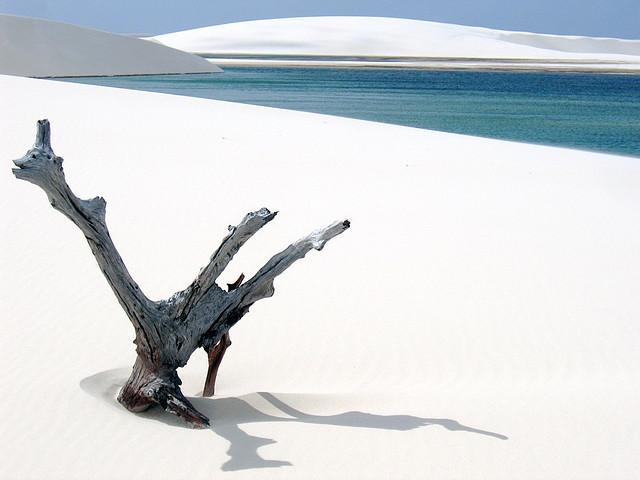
[0, 14, 222, 77]
[154, 16, 640, 71]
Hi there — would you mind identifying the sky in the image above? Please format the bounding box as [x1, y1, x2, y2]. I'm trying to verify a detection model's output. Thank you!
[0, 0, 638, 39]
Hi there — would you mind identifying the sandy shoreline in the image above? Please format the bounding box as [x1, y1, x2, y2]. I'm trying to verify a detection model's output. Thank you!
[201, 55, 640, 73]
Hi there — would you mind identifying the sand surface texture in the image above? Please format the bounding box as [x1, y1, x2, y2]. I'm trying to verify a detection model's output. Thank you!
[1, 74, 639, 478]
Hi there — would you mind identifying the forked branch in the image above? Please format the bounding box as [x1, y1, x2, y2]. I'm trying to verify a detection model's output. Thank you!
[12, 119, 350, 428]
[172, 208, 278, 319]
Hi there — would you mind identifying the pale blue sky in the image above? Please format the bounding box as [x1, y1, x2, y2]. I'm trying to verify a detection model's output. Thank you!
[0, 0, 638, 39]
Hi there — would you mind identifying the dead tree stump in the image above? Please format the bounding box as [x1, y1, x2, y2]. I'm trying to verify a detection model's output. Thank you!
[12, 119, 350, 428]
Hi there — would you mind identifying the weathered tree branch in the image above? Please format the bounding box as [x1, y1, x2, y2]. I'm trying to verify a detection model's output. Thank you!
[237, 220, 351, 309]
[193, 219, 351, 355]
[12, 120, 159, 357]
[12, 120, 350, 428]
[170, 208, 277, 320]
[203, 332, 232, 397]
[202, 274, 242, 397]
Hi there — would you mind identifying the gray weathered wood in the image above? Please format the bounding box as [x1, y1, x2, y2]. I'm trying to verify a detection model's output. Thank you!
[12, 119, 350, 428]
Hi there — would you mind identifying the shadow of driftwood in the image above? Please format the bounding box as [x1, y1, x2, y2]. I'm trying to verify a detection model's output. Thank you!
[81, 369, 508, 472]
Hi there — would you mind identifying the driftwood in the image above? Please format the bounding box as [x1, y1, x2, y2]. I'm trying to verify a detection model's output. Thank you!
[12, 120, 350, 428]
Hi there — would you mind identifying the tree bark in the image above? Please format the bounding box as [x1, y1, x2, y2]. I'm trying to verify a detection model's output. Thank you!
[12, 119, 350, 428]
[203, 333, 231, 397]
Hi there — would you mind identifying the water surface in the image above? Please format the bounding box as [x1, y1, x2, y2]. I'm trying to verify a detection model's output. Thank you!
[61, 68, 640, 157]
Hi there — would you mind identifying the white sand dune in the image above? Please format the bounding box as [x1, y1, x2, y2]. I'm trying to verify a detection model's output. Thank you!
[0, 14, 221, 77]
[154, 16, 640, 72]
[1, 74, 639, 478]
